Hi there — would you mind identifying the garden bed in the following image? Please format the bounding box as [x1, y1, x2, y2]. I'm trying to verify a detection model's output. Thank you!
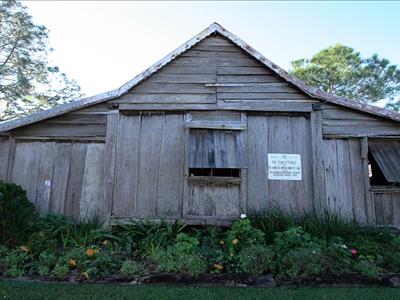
[3, 181, 400, 288]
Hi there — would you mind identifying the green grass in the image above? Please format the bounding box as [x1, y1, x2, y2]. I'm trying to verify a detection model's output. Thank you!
[1, 281, 400, 300]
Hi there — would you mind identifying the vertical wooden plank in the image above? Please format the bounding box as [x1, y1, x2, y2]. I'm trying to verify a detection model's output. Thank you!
[182, 113, 191, 218]
[102, 113, 119, 220]
[310, 110, 326, 210]
[246, 116, 269, 210]
[290, 115, 313, 214]
[268, 116, 294, 212]
[323, 139, 339, 212]
[113, 114, 141, 216]
[156, 114, 185, 217]
[392, 193, 400, 225]
[36, 142, 56, 214]
[49, 143, 72, 214]
[348, 139, 367, 223]
[0, 137, 10, 180]
[225, 185, 240, 216]
[10, 142, 30, 194]
[64, 143, 87, 219]
[361, 137, 374, 224]
[187, 183, 204, 216]
[204, 185, 218, 216]
[23, 142, 43, 206]
[336, 139, 353, 218]
[80, 143, 105, 220]
[136, 115, 163, 217]
[240, 112, 247, 214]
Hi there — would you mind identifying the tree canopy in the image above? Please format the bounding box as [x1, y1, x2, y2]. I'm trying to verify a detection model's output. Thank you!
[0, 0, 82, 121]
[290, 44, 400, 111]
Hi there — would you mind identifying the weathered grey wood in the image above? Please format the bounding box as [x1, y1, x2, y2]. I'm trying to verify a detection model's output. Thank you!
[146, 73, 216, 84]
[310, 111, 326, 210]
[373, 192, 400, 225]
[101, 114, 119, 219]
[156, 66, 216, 74]
[191, 44, 241, 52]
[348, 139, 367, 223]
[217, 83, 294, 92]
[217, 101, 314, 112]
[0, 138, 10, 180]
[49, 143, 72, 214]
[136, 115, 163, 217]
[246, 116, 269, 210]
[23, 142, 42, 205]
[198, 35, 234, 46]
[80, 143, 104, 220]
[323, 125, 400, 137]
[335, 140, 354, 218]
[10, 143, 32, 195]
[46, 113, 107, 125]
[168, 57, 262, 67]
[217, 92, 308, 100]
[130, 83, 215, 94]
[13, 123, 106, 137]
[118, 93, 217, 104]
[361, 137, 374, 223]
[217, 75, 283, 83]
[191, 111, 241, 122]
[217, 66, 273, 75]
[113, 115, 141, 216]
[156, 114, 185, 217]
[184, 122, 246, 130]
[36, 142, 56, 214]
[323, 139, 340, 212]
[64, 143, 87, 219]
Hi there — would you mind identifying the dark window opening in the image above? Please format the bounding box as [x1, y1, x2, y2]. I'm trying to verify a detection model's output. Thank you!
[189, 168, 240, 177]
[368, 152, 390, 186]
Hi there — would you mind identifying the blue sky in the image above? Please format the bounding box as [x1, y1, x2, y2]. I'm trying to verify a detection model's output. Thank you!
[24, 1, 400, 97]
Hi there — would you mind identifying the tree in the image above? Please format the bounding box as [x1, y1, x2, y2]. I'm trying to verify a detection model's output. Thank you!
[290, 43, 400, 111]
[0, 0, 82, 121]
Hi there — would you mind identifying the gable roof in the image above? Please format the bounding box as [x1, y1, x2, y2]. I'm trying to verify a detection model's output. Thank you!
[1, 22, 399, 133]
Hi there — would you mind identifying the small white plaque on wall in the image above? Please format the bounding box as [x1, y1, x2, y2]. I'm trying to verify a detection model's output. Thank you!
[268, 153, 302, 181]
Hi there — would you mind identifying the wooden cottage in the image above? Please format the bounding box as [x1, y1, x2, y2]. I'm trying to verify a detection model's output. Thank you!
[1, 23, 400, 226]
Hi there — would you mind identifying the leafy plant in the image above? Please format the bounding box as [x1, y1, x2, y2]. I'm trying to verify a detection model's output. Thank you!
[120, 260, 142, 277]
[248, 207, 295, 244]
[238, 245, 274, 275]
[52, 264, 69, 279]
[0, 181, 38, 246]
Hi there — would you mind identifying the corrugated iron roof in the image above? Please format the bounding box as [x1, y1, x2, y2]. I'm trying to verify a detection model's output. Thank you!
[1, 22, 399, 133]
[369, 140, 400, 183]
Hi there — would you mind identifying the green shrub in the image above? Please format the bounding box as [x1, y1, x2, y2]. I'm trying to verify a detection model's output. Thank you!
[299, 209, 359, 241]
[0, 181, 38, 246]
[354, 255, 383, 279]
[276, 248, 324, 279]
[52, 264, 69, 279]
[273, 226, 318, 252]
[238, 245, 274, 275]
[3, 249, 30, 277]
[26, 232, 58, 256]
[248, 207, 295, 244]
[226, 218, 265, 253]
[120, 260, 142, 277]
[152, 233, 206, 277]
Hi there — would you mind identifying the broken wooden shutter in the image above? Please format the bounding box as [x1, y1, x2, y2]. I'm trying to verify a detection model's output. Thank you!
[188, 129, 246, 169]
[368, 140, 400, 183]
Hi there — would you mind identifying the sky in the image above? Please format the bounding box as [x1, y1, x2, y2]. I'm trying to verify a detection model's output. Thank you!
[24, 1, 400, 98]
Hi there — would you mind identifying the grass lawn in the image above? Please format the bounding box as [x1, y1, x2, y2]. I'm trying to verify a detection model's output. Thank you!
[1, 281, 400, 300]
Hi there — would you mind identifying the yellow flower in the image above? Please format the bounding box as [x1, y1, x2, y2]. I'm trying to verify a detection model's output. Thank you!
[213, 263, 224, 271]
[102, 240, 109, 246]
[86, 248, 99, 257]
[81, 271, 89, 279]
[68, 259, 77, 268]
[232, 239, 239, 245]
[219, 240, 224, 245]
[19, 246, 29, 252]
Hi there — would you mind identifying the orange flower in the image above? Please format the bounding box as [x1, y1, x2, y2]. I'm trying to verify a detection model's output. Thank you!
[81, 271, 89, 279]
[68, 259, 77, 268]
[19, 246, 29, 252]
[213, 263, 224, 271]
[102, 240, 109, 246]
[86, 248, 99, 257]
[232, 239, 239, 245]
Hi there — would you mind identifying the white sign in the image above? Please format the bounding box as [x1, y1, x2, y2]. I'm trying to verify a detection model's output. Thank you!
[268, 153, 302, 180]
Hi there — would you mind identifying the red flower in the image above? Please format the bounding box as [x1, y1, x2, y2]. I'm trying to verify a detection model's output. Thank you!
[350, 248, 358, 256]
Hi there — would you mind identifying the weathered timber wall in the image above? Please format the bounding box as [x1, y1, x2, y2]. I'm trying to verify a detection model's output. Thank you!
[111, 113, 185, 218]
[372, 190, 400, 225]
[246, 113, 313, 214]
[6, 140, 104, 219]
[321, 103, 400, 138]
[116, 34, 313, 111]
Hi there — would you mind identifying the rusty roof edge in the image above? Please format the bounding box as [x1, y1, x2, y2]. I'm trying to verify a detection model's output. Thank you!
[213, 23, 400, 122]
